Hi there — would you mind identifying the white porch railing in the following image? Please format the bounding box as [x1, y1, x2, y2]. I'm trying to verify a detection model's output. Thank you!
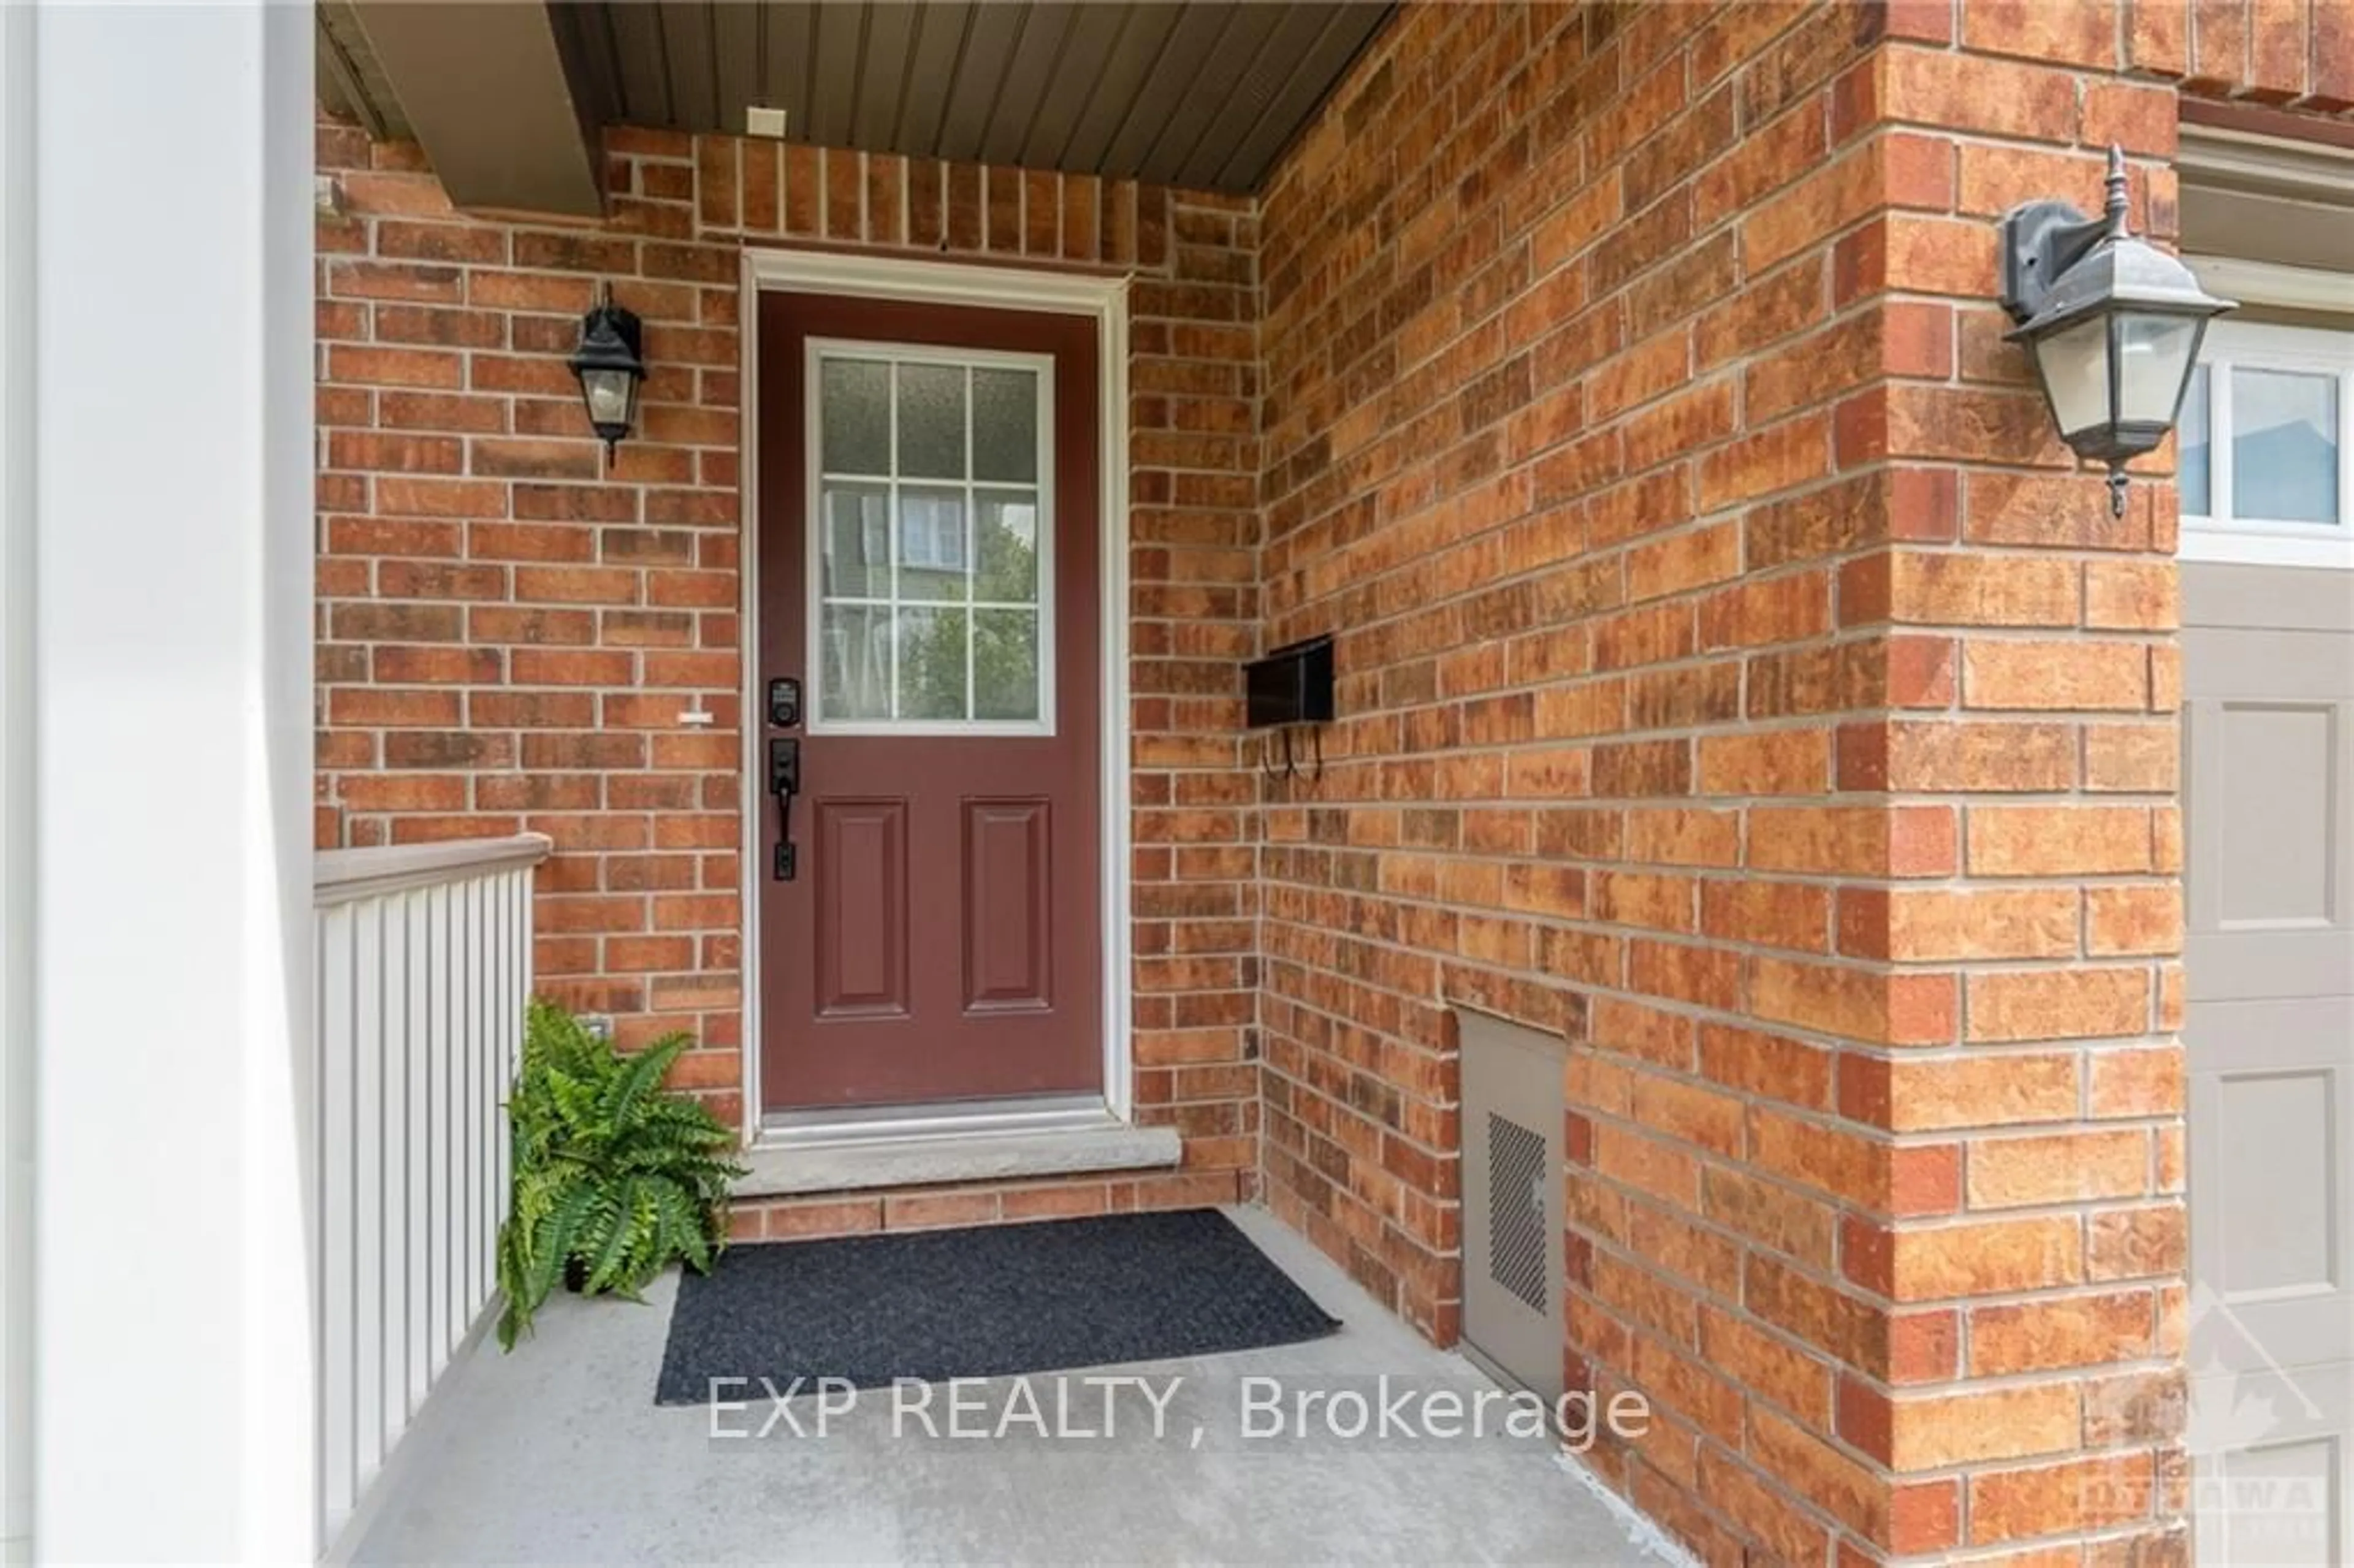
[311, 832, 551, 1551]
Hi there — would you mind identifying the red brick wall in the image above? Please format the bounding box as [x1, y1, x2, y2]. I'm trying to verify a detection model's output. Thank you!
[313, 122, 1262, 1230]
[2128, 0, 2354, 108]
[1257, 0, 1908, 1537]
[1254, 1, 2223, 1561]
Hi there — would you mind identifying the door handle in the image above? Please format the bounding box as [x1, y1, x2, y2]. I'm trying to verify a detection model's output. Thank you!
[769, 737, 801, 881]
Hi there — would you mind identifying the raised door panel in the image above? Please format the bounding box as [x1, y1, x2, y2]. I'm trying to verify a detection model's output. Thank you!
[962, 798, 1051, 1013]
[813, 798, 907, 1018]
[2190, 1031, 2353, 1375]
[2191, 1358, 2352, 1566]
[2184, 687, 2354, 1004]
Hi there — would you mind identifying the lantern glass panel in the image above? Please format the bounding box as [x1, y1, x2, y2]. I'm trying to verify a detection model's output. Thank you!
[581, 368, 634, 427]
[2116, 313, 2202, 425]
[2035, 316, 2112, 441]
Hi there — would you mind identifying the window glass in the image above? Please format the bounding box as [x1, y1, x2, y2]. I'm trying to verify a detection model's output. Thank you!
[977, 493, 1040, 601]
[819, 360, 889, 474]
[894, 606, 970, 721]
[2179, 365, 2211, 517]
[896, 363, 966, 479]
[817, 604, 890, 722]
[820, 484, 890, 597]
[2232, 367, 2339, 525]
[973, 610, 1040, 721]
[812, 351, 1051, 725]
[896, 489, 969, 599]
[973, 368, 1040, 482]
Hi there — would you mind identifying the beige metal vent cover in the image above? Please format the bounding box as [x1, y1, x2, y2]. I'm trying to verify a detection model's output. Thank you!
[1458, 1007, 1566, 1404]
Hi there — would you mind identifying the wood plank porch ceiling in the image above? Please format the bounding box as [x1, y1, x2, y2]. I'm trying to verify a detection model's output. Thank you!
[320, 1, 1394, 200]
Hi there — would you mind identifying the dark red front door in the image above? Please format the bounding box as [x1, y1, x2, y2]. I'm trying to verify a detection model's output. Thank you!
[757, 291, 1101, 1111]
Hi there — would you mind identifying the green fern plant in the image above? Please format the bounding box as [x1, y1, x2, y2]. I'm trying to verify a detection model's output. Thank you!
[496, 999, 746, 1350]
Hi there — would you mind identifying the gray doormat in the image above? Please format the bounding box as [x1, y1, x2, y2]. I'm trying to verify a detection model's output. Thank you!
[654, 1208, 1341, 1403]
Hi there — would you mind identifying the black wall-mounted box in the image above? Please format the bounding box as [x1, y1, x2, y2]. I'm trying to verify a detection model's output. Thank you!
[1244, 634, 1335, 728]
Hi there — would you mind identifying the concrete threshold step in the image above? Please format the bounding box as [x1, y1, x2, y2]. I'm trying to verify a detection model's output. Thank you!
[734, 1121, 1182, 1198]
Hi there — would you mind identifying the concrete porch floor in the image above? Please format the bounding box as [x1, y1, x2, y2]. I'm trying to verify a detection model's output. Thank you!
[349, 1207, 1675, 1566]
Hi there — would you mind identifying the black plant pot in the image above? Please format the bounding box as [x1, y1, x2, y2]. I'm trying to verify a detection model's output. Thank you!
[563, 1255, 589, 1294]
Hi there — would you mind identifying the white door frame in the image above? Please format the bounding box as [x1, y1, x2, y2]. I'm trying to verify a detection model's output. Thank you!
[0, 6, 29, 1555]
[735, 247, 1134, 1141]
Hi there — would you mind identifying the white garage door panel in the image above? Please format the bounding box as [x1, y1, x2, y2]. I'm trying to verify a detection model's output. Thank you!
[2184, 557, 2354, 635]
[2185, 929, 2354, 1002]
[2192, 1359, 2352, 1568]
[2188, 1010, 2354, 1371]
[2186, 560, 2354, 1568]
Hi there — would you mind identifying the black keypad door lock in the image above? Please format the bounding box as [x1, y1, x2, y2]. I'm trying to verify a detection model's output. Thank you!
[768, 676, 802, 728]
[769, 736, 801, 880]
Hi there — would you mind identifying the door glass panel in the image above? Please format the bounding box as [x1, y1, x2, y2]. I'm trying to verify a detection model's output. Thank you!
[811, 348, 1052, 728]
[820, 484, 891, 598]
[2233, 367, 2339, 525]
[895, 606, 969, 721]
[819, 360, 890, 474]
[973, 368, 1040, 482]
[977, 492, 1040, 601]
[895, 488, 970, 601]
[817, 604, 891, 722]
[896, 363, 966, 479]
[973, 610, 1040, 721]
[2179, 364, 2211, 517]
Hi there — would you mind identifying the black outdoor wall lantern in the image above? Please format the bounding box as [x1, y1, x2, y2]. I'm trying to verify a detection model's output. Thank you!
[568, 287, 646, 454]
[1999, 145, 2234, 517]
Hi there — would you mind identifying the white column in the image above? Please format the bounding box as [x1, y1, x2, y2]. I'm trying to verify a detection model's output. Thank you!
[0, 4, 33, 1565]
[25, 3, 316, 1561]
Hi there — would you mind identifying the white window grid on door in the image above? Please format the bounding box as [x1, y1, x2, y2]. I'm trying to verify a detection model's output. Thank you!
[804, 338, 1057, 735]
[2181, 318, 2354, 570]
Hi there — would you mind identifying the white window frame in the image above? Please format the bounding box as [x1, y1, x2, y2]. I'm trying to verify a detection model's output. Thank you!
[0, 7, 26, 1558]
[803, 337, 1057, 736]
[2178, 302, 2354, 571]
